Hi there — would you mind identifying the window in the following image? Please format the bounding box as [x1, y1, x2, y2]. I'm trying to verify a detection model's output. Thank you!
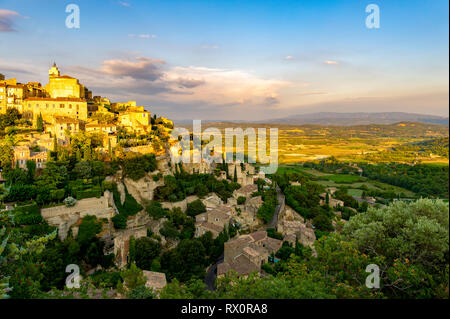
[46, 104, 49, 108]
[69, 104, 72, 109]
[53, 104, 56, 108]
[60, 104, 64, 108]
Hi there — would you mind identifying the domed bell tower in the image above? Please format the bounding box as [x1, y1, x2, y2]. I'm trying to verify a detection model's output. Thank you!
[49, 62, 60, 77]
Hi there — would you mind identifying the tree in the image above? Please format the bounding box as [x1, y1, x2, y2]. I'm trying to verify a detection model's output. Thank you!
[0, 108, 21, 130]
[36, 113, 44, 132]
[119, 263, 147, 292]
[186, 199, 206, 217]
[160, 239, 207, 282]
[26, 160, 36, 184]
[0, 145, 13, 169]
[73, 161, 92, 179]
[134, 237, 162, 270]
[343, 199, 449, 298]
[237, 196, 246, 205]
[312, 213, 334, 232]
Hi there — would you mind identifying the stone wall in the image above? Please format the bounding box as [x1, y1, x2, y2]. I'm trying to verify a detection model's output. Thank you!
[41, 191, 116, 240]
[161, 195, 199, 212]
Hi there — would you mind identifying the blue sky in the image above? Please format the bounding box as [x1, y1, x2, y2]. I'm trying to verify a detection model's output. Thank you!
[0, 0, 448, 120]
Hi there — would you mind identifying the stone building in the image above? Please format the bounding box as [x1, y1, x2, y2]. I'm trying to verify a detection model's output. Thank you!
[118, 105, 151, 133]
[232, 184, 258, 200]
[46, 63, 89, 99]
[217, 230, 282, 277]
[13, 145, 48, 169]
[143, 271, 167, 294]
[46, 116, 81, 145]
[277, 206, 316, 247]
[195, 205, 232, 238]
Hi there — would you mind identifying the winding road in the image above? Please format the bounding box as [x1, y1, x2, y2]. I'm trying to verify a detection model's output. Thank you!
[204, 185, 285, 291]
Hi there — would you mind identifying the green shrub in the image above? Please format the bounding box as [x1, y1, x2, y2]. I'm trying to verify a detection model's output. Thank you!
[75, 187, 102, 200]
[112, 214, 127, 229]
[186, 199, 206, 217]
[237, 196, 246, 205]
[146, 201, 167, 219]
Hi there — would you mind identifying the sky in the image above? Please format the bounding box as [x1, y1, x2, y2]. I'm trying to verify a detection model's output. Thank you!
[0, 0, 448, 121]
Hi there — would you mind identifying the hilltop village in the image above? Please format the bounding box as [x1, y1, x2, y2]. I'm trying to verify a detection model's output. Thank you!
[0, 66, 447, 300]
[0, 65, 318, 298]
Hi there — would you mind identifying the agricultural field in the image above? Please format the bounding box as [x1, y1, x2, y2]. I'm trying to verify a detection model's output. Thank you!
[276, 165, 417, 199]
[194, 121, 449, 165]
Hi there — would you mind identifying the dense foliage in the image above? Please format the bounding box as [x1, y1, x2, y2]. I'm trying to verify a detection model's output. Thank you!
[361, 163, 448, 198]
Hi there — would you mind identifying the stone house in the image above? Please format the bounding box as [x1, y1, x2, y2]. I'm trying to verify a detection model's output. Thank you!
[277, 206, 316, 248]
[195, 205, 232, 238]
[143, 271, 167, 294]
[13, 145, 48, 169]
[217, 230, 282, 277]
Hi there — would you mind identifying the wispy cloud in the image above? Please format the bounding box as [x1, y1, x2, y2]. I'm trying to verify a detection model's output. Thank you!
[324, 60, 339, 65]
[0, 9, 21, 32]
[128, 33, 157, 39]
[119, 1, 131, 7]
[284, 56, 293, 60]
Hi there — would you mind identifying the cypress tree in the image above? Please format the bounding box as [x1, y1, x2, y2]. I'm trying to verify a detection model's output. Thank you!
[36, 113, 44, 132]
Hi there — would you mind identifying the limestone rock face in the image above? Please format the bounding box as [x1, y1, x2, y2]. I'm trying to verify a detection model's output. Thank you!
[126, 210, 151, 229]
[156, 155, 173, 176]
[116, 182, 126, 205]
[124, 172, 164, 204]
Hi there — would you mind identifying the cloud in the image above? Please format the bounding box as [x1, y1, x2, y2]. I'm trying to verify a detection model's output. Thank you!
[119, 1, 131, 7]
[0, 9, 21, 32]
[324, 60, 339, 65]
[264, 93, 280, 105]
[284, 56, 293, 60]
[100, 57, 166, 81]
[129, 34, 157, 39]
[175, 77, 205, 89]
[164, 66, 291, 107]
[54, 57, 293, 119]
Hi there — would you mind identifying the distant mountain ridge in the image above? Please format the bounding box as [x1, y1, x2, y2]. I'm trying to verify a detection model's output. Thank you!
[262, 112, 449, 126]
[173, 112, 449, 126]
